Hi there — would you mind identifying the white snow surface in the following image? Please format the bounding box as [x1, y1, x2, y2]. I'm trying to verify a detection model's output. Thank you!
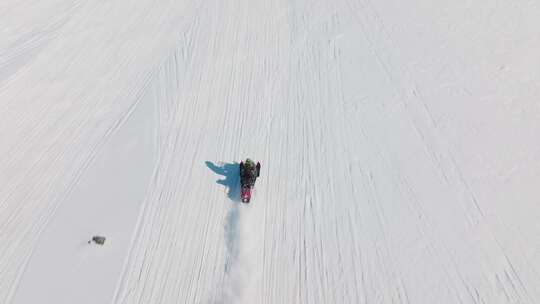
[1, 0, 540, 303]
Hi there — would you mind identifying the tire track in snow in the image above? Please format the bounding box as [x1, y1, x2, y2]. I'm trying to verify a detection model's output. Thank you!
[1, 0, 534, 303]
[341, 0, 540, 302]
[0, 0, 85, 86]
[0, 0, 203, 302]
[111, 0, 291, 303]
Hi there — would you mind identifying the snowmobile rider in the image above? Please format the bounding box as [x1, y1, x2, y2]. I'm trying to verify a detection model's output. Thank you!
[240, 158, 260, 187]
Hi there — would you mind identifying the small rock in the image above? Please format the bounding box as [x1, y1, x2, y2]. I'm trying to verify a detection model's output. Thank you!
[92, 236, 106, 245]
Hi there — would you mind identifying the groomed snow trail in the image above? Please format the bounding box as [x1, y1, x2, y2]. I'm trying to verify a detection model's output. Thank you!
[1, 0, 540, 303]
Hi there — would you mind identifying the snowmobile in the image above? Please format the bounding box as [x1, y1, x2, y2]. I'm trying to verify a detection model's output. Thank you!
[239, 159, 260, 203]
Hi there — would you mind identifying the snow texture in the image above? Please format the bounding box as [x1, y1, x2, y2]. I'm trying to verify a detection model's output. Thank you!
[1, 0, 540, 303]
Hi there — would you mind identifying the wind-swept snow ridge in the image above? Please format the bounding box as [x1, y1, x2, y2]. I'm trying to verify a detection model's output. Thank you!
[2, 0, 540, 303]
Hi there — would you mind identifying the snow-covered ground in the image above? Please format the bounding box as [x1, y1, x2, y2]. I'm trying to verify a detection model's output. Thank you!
[1, 0, 540, 303]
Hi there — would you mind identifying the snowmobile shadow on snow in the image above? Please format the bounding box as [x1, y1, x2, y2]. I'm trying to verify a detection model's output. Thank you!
[206, 161, 241, 202]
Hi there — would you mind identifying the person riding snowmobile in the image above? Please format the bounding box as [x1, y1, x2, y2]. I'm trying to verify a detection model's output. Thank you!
[240, 158, 260, 187]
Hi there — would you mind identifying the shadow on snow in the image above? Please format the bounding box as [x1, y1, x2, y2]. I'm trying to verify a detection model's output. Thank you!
[205, 161, 241, 202]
